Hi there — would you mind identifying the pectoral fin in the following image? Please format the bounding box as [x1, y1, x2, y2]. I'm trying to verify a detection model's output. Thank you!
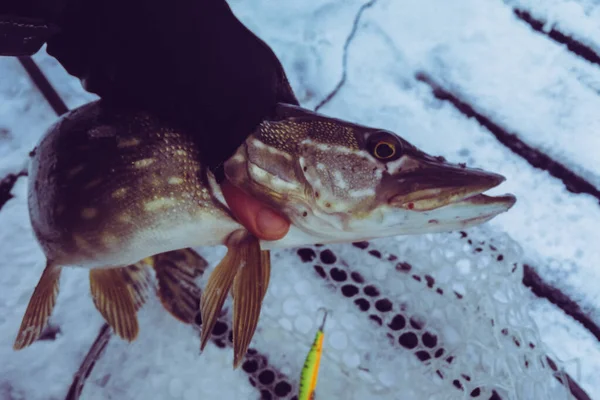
[13, 261, 61, 350]
[199, 231, 249, 351]
[89, 267, 141, 342]
[200, 230, 273, 367]
[231, 248, 271, 369]
[152, 248, 208, 324]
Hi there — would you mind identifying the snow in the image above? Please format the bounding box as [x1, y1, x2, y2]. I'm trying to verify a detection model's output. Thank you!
[235, 0, 600, 189]
[0, 58, 55, 178]
[80, 296, 257, 400]
[29, 50, 99, 110]
[0, 179, 105, 400]
[528, 298, 600, 392]
[325, 22, 600, 336]
[410, 2, 600, 190]
[506, 0, 600, 56]
[237, 0, 600, 340]
[1, 0, 600, 399]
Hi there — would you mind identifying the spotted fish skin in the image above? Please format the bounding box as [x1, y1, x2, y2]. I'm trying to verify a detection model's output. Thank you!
[28, 101, 240, 269]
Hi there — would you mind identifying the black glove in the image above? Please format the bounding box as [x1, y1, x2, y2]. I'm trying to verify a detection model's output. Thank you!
[0, 0, 298, 175]
[0, 0, 65, 56]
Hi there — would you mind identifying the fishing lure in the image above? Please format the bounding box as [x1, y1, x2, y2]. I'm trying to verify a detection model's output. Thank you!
[299, 309, 329, 400]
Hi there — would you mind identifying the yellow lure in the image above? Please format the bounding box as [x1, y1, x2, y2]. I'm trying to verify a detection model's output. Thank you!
[298, 309, 328, 400]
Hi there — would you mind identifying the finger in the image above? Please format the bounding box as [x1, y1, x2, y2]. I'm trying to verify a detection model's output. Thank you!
[221, 180, 290, 241]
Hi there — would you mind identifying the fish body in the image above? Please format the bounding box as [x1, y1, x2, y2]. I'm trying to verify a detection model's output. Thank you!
[27, 101, 241, 271]
[15, 99, 516, 366]
[28, 100, 514, 268]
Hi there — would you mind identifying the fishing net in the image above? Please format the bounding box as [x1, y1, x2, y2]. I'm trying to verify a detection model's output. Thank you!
[79, 225, 573, 400]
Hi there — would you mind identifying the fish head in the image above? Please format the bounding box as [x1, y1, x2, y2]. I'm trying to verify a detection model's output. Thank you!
[224, 103, 516, 246]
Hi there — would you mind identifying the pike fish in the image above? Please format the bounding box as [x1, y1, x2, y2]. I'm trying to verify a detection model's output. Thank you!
[14, 100, 515, 368]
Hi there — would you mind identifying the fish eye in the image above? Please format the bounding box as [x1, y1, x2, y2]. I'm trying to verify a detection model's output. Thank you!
[374, 141, 396, 159]
[367, 132, 402, 161]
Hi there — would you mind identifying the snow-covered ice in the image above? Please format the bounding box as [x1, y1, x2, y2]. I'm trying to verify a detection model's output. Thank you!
[506, 0, 600, 57]
[0, 58, 56, 179]
[237, 0, 600, 342]
[1, 0, 600, 399]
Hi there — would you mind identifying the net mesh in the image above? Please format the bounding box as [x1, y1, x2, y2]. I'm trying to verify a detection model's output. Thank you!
[250, 227, 573, 400]
[81, 225, 574, 400]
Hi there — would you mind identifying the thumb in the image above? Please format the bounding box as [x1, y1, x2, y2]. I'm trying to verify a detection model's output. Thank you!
[221, 180, 290, 241]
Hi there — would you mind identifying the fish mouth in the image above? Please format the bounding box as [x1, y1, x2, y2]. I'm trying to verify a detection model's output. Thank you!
[388, 156, 516, 218]
[391, 188, 517, 212]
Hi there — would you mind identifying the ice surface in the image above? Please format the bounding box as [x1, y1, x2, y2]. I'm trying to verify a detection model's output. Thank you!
[0, 58, 56, 178]
[239, 0, 600, 189]
[506, 0, 600, 56]
[0, 179, 105, 400]
[30, 49, 98, 110]
[79, 297, 257, 400]
[1, 0, 600, 399]
[325, 23, 600, 339]
[376, 0, 600, 189]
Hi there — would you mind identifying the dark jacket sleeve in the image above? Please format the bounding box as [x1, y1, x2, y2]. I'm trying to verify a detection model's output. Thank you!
[46, 0, 299, 173]
[0, 0, 66, 56]
[1, 0, 298, 174]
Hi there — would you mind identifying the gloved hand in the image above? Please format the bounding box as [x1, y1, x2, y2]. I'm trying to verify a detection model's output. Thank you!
[0, 0, 65, 56]
[0, 0, 293, 241]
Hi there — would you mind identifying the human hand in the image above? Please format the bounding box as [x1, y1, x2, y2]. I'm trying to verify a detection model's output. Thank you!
[221, 180, 290, 241]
